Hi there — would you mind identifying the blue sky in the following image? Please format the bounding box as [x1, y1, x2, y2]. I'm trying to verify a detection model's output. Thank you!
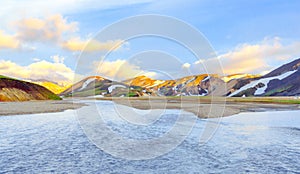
[0, 0, 300, 84]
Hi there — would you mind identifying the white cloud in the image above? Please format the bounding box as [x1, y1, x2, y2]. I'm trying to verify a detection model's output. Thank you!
[51, 55, 65, 64]
[0, 14, 125, 53]
[15, 14, 78, 43]
[32, 58, 41, 62]
[182, 62, 191, 68]
[0, 30, 19, 49]
[218, 37, 300, 74]
[94, 59, 157, 80]
[194, 60, 204, 65]
[0, 0, 153, 19]
[62, 37, 124, 52]
[0, 58, 82, 85]
[0, 14, 79, 51]
[191, 37, 300, 75]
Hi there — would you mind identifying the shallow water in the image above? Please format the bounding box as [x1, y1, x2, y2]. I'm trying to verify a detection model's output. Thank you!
[0, 101, 299, 173]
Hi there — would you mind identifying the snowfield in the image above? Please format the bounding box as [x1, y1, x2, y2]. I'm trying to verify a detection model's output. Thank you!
[79, 78, 97, 91]
[185, 76, 197, 84]
[87, 95, 104, 98]
[173, 77, 197, 93]
[108, 85, 126, 93]
[202, 76, 210, 82]
[229, 70, 297, 97]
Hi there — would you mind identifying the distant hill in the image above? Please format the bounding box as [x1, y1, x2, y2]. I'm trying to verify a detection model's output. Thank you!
[28, 80, 70, 94]
[0, 75, 61, 101]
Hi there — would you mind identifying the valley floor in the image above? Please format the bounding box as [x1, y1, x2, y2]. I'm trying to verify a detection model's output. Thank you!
[1, 97, 299, 118]
[95, 96, 300, 118]
[0, 100, 85, 116]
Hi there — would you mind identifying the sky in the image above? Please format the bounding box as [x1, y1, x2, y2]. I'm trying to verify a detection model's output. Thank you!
[0, 0, 300, 85]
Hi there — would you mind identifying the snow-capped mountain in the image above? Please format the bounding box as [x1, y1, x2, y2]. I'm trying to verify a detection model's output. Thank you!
[61, 58, 300, 97]
[61, 74, 261, 97]
[123, 74, 227, 96]
[60, 76, 153, 97]
[228, 58, 300, 97]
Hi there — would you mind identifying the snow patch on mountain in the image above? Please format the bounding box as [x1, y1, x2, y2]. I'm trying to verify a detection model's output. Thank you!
[174, 77, 197, 91]
[87, 95, 104, 98]
[229, 70, 297, 96]
[79, 78, 97, 91]
[185, 76, 197, 84]
[188, 89, 208, 96]
[202, 76, 210, 82]
[108, 85, 126, 93]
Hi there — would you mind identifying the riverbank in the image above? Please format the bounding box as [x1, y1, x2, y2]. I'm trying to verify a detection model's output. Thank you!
[1, 97, 299, 118]
[94, 96, 300, 118]
[0, 100, 86, 116]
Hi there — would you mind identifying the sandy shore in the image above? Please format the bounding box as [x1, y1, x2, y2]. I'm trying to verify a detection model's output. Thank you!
[0, 100, 86, 116]
[102, 97, 300, 118]
[1, 97, 299, 118]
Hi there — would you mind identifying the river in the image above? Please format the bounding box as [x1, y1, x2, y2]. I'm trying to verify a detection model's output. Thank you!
[1, 101, 299, 173]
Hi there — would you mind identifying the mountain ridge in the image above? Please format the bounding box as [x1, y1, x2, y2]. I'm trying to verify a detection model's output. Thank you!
[27, 80, 70, 94]
[60, 58, 300, 97]
[0, 76, 61, 101]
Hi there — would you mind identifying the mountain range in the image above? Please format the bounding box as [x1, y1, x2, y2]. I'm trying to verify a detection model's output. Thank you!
[60, 58, 300, 98]
[1, 58, 299, 101]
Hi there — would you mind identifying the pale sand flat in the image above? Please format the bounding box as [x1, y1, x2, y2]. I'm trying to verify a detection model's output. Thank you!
[0, 100, 85, 116]
[111, 98, 300, 118]
[1, 97, 299, 118]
